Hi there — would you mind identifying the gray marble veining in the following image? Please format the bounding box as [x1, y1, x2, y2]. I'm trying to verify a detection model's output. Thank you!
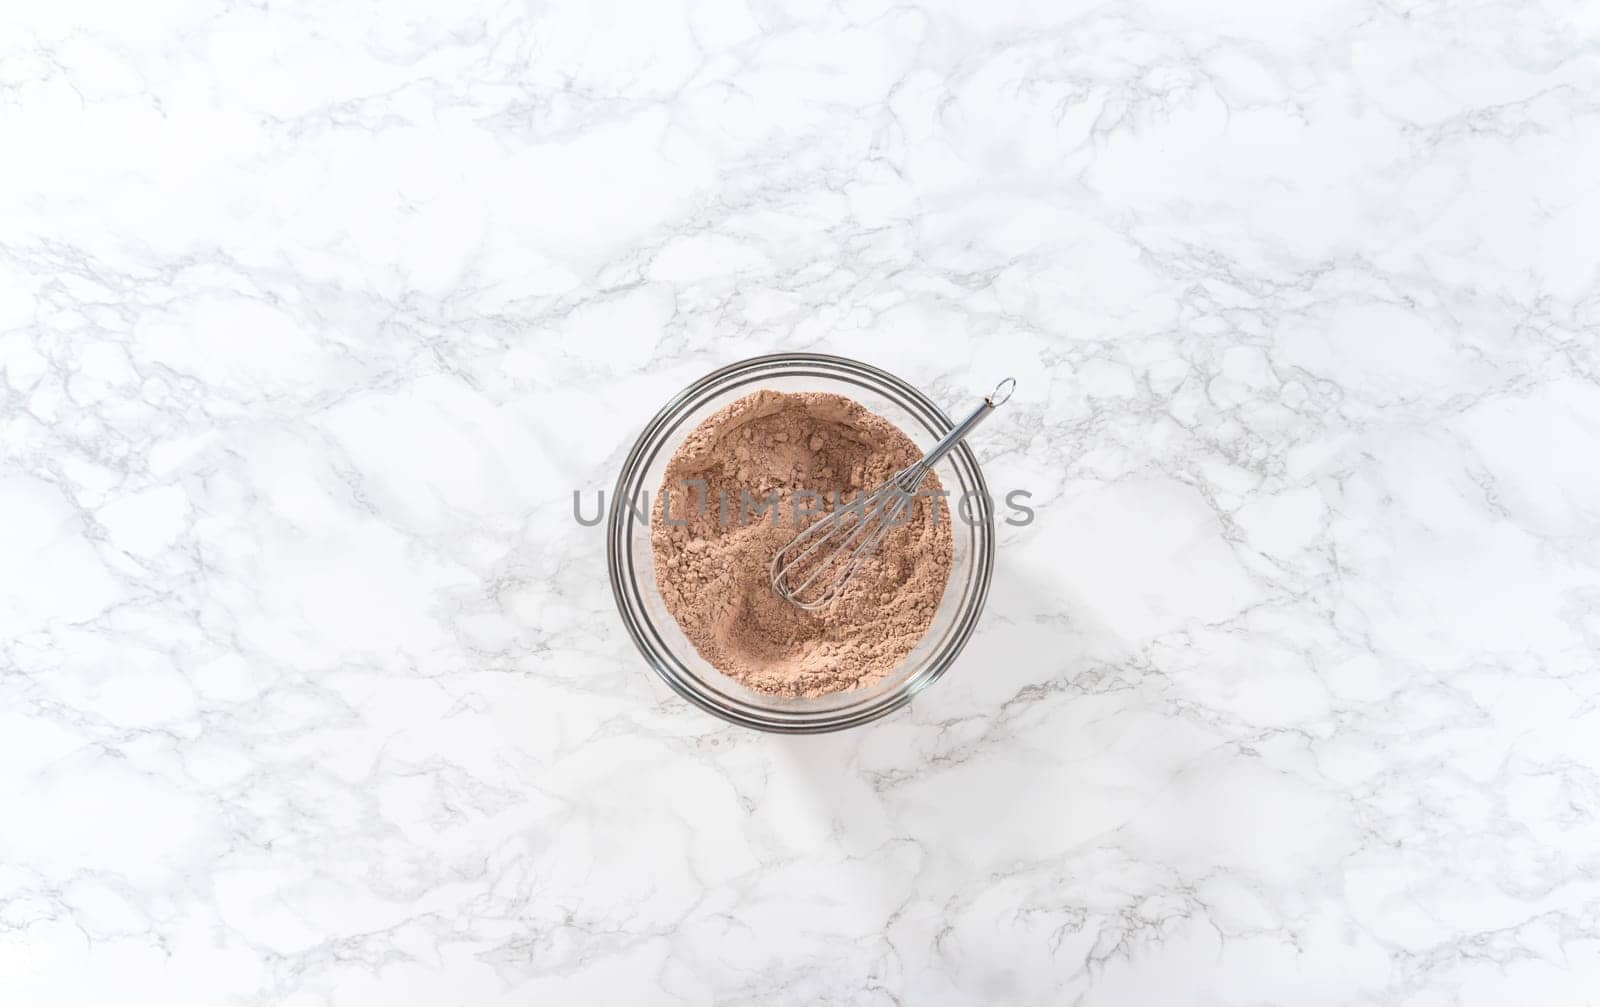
[2, 0, 1598, 1003]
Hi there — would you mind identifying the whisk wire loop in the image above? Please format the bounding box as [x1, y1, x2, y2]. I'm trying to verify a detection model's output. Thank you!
[770, 380, 1013, 610]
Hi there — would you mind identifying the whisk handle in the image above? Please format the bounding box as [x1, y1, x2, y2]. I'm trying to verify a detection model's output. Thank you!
[916, 378, 1015, 473]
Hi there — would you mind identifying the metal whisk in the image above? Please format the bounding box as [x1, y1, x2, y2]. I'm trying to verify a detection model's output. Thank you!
[770, 378, 1016, 610]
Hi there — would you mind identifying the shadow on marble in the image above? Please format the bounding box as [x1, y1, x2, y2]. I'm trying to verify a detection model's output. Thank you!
[764, 552, 1108, 813]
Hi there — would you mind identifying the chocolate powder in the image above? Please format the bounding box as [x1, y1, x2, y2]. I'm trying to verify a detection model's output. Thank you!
[650, 390, 953, 697]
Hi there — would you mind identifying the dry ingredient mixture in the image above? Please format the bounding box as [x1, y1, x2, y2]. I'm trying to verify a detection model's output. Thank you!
[651, 390, 952, 697]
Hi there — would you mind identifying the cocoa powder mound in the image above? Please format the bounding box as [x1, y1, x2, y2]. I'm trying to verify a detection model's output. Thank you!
[650, 390, 953, 698]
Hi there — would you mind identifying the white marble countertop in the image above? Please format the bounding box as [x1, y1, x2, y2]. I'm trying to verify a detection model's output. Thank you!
[4, 0, 1599, 1003]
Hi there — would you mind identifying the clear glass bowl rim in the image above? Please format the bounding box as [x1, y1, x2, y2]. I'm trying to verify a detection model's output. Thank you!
[605, 352, 996, 733]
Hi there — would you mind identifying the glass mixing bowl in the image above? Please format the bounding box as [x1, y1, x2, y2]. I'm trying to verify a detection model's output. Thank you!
[606, 353, 996, 732]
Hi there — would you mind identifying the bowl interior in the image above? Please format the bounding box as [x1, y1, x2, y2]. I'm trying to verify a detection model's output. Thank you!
[609, 356, 994, 731]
